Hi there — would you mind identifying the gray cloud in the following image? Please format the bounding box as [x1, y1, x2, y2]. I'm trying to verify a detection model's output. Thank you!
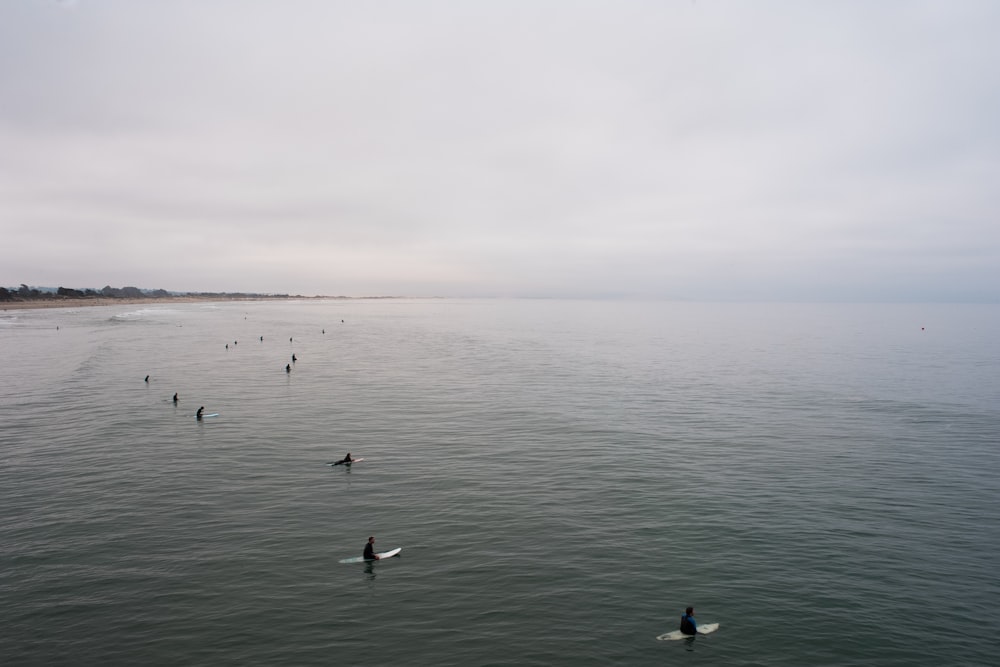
[2, 0, 998, 300]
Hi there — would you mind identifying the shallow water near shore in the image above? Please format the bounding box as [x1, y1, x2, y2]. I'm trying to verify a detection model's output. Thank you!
[2, 299, 998, 665]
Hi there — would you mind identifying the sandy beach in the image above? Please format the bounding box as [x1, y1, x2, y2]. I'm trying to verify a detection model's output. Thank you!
[0, 296, 318, 311]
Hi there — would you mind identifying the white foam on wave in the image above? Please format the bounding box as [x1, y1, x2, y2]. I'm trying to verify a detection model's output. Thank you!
[109, 307, 182, 321]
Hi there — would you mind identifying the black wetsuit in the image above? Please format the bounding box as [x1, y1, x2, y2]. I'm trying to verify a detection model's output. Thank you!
[679, 614, 697, 635]
[363, 543, 376, 560]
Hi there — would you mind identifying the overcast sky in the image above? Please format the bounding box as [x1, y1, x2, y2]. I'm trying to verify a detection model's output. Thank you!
[2, 1, 998, 300]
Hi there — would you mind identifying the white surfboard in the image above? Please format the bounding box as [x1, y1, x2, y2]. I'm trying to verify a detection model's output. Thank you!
[656, 622, 719, 641]
[328, 458, 365, 466]
[196, 413, 220, 419]
[338, 547, 402, 564]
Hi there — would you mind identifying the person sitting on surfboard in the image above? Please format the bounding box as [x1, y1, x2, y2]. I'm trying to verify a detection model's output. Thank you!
[679, 607, 697, 635]
[196, 406, 204, 420]
[363, 536, 380, 560]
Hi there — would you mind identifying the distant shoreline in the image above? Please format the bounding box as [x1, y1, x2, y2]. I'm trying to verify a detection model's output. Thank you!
[0, 295, 346, 311]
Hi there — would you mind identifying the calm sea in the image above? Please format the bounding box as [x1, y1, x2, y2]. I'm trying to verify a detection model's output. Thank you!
[1, 299, 998, 666]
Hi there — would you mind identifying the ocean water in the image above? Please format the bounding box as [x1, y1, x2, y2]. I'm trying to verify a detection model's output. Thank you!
[1, 299, 998, 666]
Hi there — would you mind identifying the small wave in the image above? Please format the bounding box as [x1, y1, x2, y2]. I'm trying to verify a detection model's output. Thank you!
[108, 307, 182, 322]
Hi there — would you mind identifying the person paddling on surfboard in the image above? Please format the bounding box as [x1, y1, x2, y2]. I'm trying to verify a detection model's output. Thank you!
[363, 536, 380, 560]
[679, 607, 697, 635]
[331, 453, 353, 466]
[196, 406, 204, 420]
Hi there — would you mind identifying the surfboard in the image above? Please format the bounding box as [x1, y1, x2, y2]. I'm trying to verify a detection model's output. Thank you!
[328, 458, 365, 466]
[196, 413, 220, 419]
[338, 547, 402, 564]
[656, 623, 719, 641]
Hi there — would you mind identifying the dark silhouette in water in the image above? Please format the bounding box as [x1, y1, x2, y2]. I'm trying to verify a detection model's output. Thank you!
[144, 375, 149, 383]
[196, 406, 205, 420]
[226, 343, 229, 349]
[260, 336, 263, 341]
[331, 453, 354, 466]
[292, 354, 297, 362]
[285, 364, 291, 373]
[173, 393, 178, 403]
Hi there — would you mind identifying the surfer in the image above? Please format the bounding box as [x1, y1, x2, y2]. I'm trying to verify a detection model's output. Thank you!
[679, 607, 697, 635]
[285, 363, 291, 373]
[363, 536, 380, 561]
[173, 392, 178, 403]
[196, 406, 205, 420]
[292, 353, 297, 362]
[332, 453, 353, 466]
[144, 375, 149, 383]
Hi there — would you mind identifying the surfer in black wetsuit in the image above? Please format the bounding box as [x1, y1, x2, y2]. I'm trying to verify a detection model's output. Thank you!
[173, 392, 178, 403]
[331, 453, 353, 466]
[196, 406, 204, 420]
[679, 607, 697, 635]
[292, 354, 297, 362]
[285, 363, 291, 373]
[363, 536, 380, 560]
